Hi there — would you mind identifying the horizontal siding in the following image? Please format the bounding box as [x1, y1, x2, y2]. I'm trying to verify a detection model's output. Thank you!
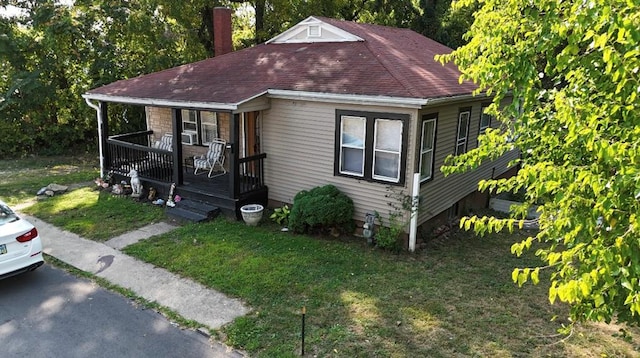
[416, 98, 518, 223]
[262, 99, 417, 221]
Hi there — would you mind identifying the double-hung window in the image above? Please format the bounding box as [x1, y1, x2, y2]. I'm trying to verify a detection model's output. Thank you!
[200, 111, 219, 145]
[180, 109, 219, 145]
[336, 110, 408, 185]
[419, 114, 437, 182]
[455, 108, 471, 155]
[339, 115, 366, 176]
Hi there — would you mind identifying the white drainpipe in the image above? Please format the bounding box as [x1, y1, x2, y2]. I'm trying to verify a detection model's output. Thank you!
[409, 172, 420, 252]
[84, 98, 104, 178]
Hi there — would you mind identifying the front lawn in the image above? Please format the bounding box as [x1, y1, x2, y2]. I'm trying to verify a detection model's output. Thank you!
[0, 155, 99, 205]
[124, 218, 640, 357]
[4, 156, 639, 357]
[22, 187, 166, 241]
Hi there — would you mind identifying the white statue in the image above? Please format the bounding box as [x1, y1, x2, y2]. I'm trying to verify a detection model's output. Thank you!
[128, 169, 143, 198]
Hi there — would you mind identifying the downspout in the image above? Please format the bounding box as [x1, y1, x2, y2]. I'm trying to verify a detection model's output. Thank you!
[408, 172, 420, 252]
[84, 98, 104, 178]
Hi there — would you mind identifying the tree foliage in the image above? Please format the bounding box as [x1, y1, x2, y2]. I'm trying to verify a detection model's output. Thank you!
[438, 0, 640, 326]
[0, 0, 469, 158]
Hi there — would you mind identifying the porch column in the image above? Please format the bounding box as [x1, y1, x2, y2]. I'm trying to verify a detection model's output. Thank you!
[171, 109, 184, 185]
[229, 112, 240, 198]
[99, 102, 109, 177]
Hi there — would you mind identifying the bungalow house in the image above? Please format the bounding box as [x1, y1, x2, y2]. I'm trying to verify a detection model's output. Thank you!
[83, 9, 518, 249]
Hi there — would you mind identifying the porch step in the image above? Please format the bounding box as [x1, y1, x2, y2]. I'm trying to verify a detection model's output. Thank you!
[166, 199, 220, 223]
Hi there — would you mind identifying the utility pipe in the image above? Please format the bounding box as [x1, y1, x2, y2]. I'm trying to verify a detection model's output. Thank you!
[408, 172, 420, 252]
[84, 98, 104, 178]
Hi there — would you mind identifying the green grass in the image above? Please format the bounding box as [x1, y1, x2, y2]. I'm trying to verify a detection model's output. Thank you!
[22, 187, 166, 241]
[0, 154, 99, 205]
[124, 218, 640, 357]
[5, 155, 640, 357]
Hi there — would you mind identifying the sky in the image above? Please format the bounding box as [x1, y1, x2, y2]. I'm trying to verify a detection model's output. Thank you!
[1, 1, 75, 18]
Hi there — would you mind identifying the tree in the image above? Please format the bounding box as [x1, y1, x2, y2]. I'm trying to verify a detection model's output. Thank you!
[0, 0, 209, 157]
[438, 0, 640, 327]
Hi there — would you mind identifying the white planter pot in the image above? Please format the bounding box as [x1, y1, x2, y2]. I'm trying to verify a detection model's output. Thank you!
[240, 204, 264, 226]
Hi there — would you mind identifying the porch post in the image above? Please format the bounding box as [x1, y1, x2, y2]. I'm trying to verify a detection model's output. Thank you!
[99, 102, 109, 178]
[171, 109, 184, 185]
[229, 112, 240, 198]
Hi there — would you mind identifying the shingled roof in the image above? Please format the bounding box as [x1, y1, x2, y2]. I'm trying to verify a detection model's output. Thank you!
[84, 16, 476, 108]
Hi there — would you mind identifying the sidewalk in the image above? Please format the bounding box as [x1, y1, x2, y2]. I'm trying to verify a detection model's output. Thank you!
[24, 214, 250, 357]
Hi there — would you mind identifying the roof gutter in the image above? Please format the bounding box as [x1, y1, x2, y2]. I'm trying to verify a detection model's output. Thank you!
[267, 89, 487, 109]
[266, 89, 427, 109]
[82, 90, 488, 112]
[81, 93, 240, 111]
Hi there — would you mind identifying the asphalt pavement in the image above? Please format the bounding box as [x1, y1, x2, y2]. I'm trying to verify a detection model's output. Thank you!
[19, 212, 250, 357]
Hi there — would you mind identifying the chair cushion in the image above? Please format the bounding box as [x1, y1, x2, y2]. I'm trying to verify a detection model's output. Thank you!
[193, 157, 209, 169]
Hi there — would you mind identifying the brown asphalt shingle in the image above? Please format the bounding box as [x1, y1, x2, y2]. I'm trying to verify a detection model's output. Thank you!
[87, 17, 476, 104]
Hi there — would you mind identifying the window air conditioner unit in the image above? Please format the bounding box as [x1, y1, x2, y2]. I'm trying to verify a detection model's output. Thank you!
[181, 131, 197, 145]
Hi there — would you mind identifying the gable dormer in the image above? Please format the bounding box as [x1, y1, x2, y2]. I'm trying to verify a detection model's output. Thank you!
[266, 16, 364, 44]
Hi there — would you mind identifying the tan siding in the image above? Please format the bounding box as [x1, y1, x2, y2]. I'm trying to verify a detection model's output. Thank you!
[262, 99, 417, 221]
[416, 99, 518, 223]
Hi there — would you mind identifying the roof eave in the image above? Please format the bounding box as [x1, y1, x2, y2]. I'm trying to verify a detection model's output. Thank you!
[81, 93, 241, 111]
[266, 90, 487, 109]
[266, 89, 427, 109]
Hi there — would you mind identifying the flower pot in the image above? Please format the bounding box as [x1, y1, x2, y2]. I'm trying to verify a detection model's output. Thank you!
[240, 204, 264, 226]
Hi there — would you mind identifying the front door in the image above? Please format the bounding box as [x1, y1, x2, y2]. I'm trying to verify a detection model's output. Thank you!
[241, 111, 260, 157]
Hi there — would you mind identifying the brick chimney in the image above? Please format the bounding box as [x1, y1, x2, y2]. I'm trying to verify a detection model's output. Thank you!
[213, 7, 232, 56]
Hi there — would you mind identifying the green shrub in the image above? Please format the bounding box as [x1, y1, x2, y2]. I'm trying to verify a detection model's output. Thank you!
[269, 204, 290, 226]
[374, 211, 403, 252]
[289, 184, 355, 234]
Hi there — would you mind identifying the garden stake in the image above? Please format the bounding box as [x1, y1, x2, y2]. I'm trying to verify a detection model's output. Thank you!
[301, 306, 306, 356]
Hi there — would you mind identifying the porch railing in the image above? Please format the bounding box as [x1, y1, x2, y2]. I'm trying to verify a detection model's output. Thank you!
[106, 131, 174, 182]
[237, 153, 267, 197]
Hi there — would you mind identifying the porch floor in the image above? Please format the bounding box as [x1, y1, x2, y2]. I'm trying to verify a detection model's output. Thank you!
[181, 168, 230, 197]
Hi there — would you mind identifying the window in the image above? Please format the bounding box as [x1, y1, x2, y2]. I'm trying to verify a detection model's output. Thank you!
[419, 114, 437, 182]
[373, 119, 403, 182]
[479, 103, 492, 134]
[455, 108, 471, 155]
[335, 110, 408, 184]
[180, 109, 219, 145]
[182, 110, 198, 133]
[200, 111, 219, 145]
[339, 115, 366, 176]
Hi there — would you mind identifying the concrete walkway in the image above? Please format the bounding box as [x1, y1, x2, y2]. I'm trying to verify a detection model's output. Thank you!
[22, 215, 250, 357]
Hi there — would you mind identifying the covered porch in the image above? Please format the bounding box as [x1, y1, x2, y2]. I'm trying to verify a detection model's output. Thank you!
[92, 101, 268, 218]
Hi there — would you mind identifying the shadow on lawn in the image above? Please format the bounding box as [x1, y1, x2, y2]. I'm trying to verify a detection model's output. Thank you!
[124, 219, 640, 358]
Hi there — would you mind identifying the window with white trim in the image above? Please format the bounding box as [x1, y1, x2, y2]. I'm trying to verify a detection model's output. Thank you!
[339, 115, 366, 176]
[419, 114, 437, 182]
[182, 109, 198, 134]
[200, 111, 219, 145]
[180, 109, 219, 145]
[335, 110, 408, 185]
[455, 108, 471, 155]
[373, 119, 403, 182]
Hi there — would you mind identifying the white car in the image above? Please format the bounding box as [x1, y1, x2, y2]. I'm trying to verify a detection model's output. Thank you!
[0, 200, 44, 279]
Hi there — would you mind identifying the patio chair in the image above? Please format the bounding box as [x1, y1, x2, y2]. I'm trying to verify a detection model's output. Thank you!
[152, 133, 173, 152]
[194, 139, 227, 178]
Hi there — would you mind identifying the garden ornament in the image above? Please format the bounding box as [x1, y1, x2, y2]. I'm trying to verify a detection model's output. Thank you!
[128, 169, 143, 198]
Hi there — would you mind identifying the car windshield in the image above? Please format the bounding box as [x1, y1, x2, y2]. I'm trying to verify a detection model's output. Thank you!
[0, 203, 18, 225]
